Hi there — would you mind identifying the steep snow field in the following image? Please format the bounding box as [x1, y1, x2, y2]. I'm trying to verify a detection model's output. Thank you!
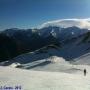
[0, 65, 90, 90]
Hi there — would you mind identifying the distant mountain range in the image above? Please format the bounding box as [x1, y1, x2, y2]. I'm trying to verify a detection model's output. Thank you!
[1, 19, 90, 62]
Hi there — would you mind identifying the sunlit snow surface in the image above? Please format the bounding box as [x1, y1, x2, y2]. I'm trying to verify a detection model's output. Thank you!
[0, 65, 90, 90]
[0, 53, 90, 90]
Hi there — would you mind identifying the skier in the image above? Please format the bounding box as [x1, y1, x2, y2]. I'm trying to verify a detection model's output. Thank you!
[84, 69, 87, 76]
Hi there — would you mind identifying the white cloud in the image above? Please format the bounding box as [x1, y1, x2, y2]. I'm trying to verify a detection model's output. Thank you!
[39, 18, 90, 30]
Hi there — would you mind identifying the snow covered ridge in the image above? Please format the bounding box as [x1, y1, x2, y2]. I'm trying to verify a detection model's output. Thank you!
[39, 18, 90, 29]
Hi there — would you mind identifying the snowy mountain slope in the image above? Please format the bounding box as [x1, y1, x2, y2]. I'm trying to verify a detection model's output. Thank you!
[73, 52, 90, 65]
[0, 48, 90, 74]
[39, 19, 90, 40]
[1, 19, 90, 90]
[14, 56, 84, 74]
[0, 66, 90, 90]
[1, 34, 90, 67]
[0, 48, 64, 67]
[39, 26, 88, 41]
[14, 56, 74, 73]
[1, 19, 90, 62]
[1, 19, 90, 67]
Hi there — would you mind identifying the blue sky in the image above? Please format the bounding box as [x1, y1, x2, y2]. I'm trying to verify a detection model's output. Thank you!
[0, 0, 90, 30]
